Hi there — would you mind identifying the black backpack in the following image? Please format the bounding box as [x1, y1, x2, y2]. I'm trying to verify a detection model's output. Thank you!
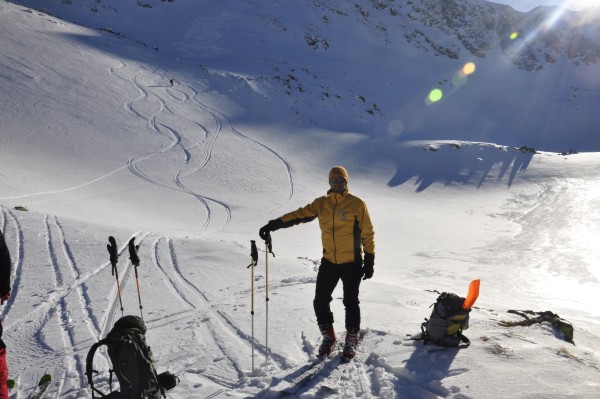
[86, 316, 178, 398]
[418, 292, 471, 347]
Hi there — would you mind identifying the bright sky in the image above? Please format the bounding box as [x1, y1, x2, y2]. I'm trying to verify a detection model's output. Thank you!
[494, 0, 599, 12]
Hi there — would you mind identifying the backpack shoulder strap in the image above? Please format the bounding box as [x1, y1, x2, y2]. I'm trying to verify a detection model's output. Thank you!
[408, 318, 429, 342]
[86, 339, 108, 384]
[85, 338, 111, 399]
[457, 332, 470, 348]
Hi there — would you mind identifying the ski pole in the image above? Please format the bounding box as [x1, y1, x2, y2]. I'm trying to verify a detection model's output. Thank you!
[263, 234, 275, 363]
[265, 241, 269, 362]
[128, 237, 144, 321]
[107, 236, 124, 317]
[247, 240, 258, 375]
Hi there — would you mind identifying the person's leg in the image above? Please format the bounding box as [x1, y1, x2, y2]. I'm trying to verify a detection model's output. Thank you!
[341, 261, 363, 330]
[340, 261, 362, 360]
[313, 259, 341, 326]
[314, 259, 342, 356]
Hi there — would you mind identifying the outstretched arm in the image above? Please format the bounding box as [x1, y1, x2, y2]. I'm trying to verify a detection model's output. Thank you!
[259, 201, 318, 239]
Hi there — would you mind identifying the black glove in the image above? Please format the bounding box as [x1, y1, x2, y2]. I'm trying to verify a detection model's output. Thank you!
[259, 219, 282, 241]
[362, 253, 374, 280]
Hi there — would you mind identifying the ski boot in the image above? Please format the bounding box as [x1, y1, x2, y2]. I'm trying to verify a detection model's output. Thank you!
[342, 328, 359, 362]
[317, 324, 336, 358]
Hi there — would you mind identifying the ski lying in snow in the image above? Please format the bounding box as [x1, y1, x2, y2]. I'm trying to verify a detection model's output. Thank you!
[321, 330, 367, 391]
[29, 374, 51, 399]
[271, 357, 330, 394]
[320, 359, 352, 391]
[271, 343, 343, 394]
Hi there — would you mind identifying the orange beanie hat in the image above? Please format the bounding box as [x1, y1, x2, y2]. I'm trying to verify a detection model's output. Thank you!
[328, 166, 349, 182]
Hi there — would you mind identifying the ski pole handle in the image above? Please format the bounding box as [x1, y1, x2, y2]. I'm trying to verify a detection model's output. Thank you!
[248, 240, 258, 268]
[107, 236, 124, 315]
[250, 240, 258, 266]
[107, 236, 119, 275]
[128, 238, 140, 266]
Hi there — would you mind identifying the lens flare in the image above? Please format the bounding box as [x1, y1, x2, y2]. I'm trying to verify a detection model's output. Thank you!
[426, 89, 443, 104]
[452, 74, 468, 87]
[387, 119, 405, 136]
[462, 62, 476, 76]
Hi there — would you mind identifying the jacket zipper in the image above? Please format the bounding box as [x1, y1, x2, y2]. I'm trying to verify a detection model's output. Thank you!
[332, 195, 338, 263]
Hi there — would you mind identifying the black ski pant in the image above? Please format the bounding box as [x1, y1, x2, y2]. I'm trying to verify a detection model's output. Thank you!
[313, 258, 362, 330]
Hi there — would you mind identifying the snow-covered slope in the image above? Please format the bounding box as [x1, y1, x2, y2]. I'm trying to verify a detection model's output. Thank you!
[11, 0, 600, 151]
[1, 1, 599, 398]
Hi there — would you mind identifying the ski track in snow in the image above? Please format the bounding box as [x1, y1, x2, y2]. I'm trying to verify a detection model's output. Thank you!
[258, 330, 383, 398]
[0, 57, 293, 228]
[185, 83, 295, 211]
[158, 237, 289, 384]
[2, 213, 112, 397]
[150, 237, 196, 310]
[44, 214, 82, 395]
[52, 216, 102, 339]
[2, 214, 117, 393]
[110, 61, 235, 233]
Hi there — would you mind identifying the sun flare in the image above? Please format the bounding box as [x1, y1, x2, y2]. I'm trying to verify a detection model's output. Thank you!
[563, 0, 599, 10]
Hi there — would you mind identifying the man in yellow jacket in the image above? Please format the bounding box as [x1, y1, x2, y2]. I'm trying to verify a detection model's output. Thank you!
[259, 166, 375, 361]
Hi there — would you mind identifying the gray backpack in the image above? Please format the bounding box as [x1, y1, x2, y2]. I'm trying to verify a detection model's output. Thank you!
[86, 316, 178, 398]
[418, 292, 471, 347]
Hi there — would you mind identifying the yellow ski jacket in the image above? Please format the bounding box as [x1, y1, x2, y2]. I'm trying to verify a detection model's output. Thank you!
[278, 189, 375, 264]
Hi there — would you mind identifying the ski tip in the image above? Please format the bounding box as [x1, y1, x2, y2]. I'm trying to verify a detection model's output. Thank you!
[39, 374, 51, 385]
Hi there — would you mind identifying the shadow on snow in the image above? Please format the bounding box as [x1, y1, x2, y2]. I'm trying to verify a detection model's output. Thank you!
[387, 143, 534, 191]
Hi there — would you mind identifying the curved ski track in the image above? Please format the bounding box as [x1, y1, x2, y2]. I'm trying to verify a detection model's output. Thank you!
[184, 83, 295, 210]
[0, 59, 294, 228]
[109, 62, 233, 233]
[112, 60, 295, 231]
[148, 237, 288, 387]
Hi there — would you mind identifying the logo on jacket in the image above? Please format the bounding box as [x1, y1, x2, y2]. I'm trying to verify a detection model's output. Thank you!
[338, 211, 347, 221]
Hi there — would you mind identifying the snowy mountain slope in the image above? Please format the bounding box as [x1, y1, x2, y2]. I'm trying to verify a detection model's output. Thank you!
[1, 2, 296, 235]
[1, 0, 600, 399]
[11, 0, 600, 151]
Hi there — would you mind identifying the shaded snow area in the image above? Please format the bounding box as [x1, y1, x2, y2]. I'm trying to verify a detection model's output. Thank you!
[1, 1, 599, 398]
